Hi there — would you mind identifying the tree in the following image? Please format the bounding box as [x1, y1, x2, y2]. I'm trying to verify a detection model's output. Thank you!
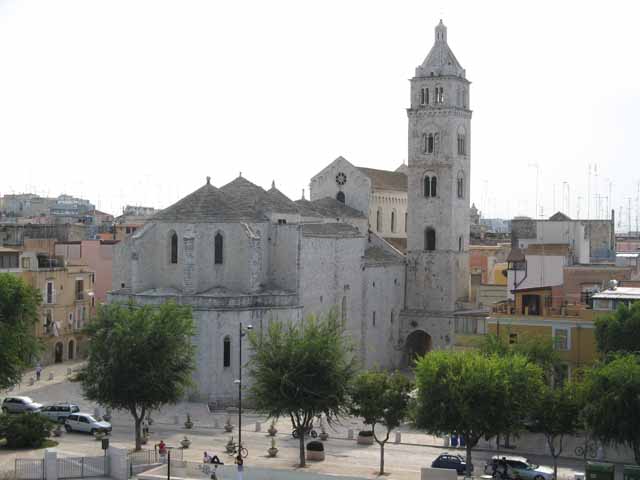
[0, 413, 54, 449]
[413, 351, 543, 477]
[248, 311, 356, 467]
[0, 273, 42, 390]
[78, 302, 196, 450]
[348, 371, 412, 475]
[594, 302, 640, 354]
[528, 381, 582, 479]
[582, 354, 640, 464]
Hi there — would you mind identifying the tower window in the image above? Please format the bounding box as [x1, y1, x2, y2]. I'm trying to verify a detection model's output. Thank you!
[170, 232, 178, 264]
[425, 228, 436, 251]
[336, 191, 345, 203]
[457, 134, 466, 155]
[459, 236, 463, 252]
[372, 311, 376, 327]
[420, 88, 425, 105]
[431, 176, 437, 197]
[457, 173, 464, 199]
[223, 336, 231, 367]
[214, 233, 224, 264]
[391, 210, 396, 233]
[376, 209, 382, 232]
[405, 212, 408, 233]
[426, 88, 429, 105]
[423, 176, 431, 197]
[428, 134, 434, 153]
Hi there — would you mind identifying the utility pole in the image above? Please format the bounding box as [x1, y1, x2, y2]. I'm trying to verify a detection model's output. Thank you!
[628, 197, 633, 234]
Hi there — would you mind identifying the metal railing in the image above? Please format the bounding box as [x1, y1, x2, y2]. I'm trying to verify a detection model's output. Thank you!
[14, 459, 45, 480]
[57, 456, 109, 479]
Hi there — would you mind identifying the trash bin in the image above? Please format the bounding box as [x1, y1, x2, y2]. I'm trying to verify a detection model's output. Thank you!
[585, 462, 614, 480]
[451, 434, 459, 447]
[624, 465, 640, 480]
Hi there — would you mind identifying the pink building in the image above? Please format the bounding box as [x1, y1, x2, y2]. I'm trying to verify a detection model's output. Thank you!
[55, 240, 119, 304]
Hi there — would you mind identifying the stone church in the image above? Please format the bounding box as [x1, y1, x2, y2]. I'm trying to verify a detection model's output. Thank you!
[110, 20, 476, 404]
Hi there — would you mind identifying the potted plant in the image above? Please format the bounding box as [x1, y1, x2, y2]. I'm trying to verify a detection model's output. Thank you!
[94, 429, 108, 440]
[306, 440, 325, 461]
[267, 421, 277, 436]
[180, 436, 191, 448]
[357, 430, 374, 445]
[224, 418, 234, 432]
[225, 436, 236, 454]
[184, 414, 193, 429]
[267, 438, 278, 457]
[319, 417, 328, 441]
[53, 424, 64, 437]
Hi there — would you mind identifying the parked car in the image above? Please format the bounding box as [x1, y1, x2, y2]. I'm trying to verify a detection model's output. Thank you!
[432, 453, 473, 475]
[39, 403, 80, 423]
[1, 396, 43, 413]
[484, 455, 554, 480]
[64, 413, 112, 434]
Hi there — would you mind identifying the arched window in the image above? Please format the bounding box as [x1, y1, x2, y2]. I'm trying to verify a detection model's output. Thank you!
[376, 209, 382, 232]
[425, 228, 436, 251]
[457, 172, 465, 199]
[391, 210, 396, 233]
[404, 212, 408, 233]
[422, 134, 428, 153]
[214, 233, 223, 264]
[431, 176, 437, 197]
[336, 191, 345, 203]
[424, 176, 430, 197]
[457, 125, 466, 155]
[170, 232, 178, 264]
[428, 134, 434, 153]
[459, 236, 463, 252]
[223, 336, 231, 367]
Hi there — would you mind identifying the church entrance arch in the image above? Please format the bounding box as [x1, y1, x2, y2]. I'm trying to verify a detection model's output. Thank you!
[54, 342, 64, 363]
[405, 330, 432, 366]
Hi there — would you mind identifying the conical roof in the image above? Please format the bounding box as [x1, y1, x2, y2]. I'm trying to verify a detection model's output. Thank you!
[415, 20, 466, 78]
[151, 179, 264, 223]
[221, 176, 299, 215]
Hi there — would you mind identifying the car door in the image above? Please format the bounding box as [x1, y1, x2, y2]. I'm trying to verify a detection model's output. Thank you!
[66, 414, 78, 430]
[16, 398, 27, 413]
[78, 416, 91, 432]
[508, 460, 530, 479]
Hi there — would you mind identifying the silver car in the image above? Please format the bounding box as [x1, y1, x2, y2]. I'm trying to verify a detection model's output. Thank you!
[1, 396, 43, 413]
[39, 403, 80, 423]
[485, 456, 554, 480]
[64, 413, 112, 434]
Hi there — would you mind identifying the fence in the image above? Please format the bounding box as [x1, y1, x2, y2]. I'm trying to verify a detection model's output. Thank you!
[15, 459, 45, 480]
[57, 456, 109, 479]
[127, 447, 183, 477]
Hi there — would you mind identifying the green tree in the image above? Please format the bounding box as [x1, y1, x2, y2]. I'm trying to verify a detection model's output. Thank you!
[0, 273, 42, 390]
[348, 371, 412, 475]
[248, 311, 356, 467]
[0, 413, 54, 448]
[78, 302, 196, 450]
[413, 351, 543, 477]
[528, 381, 582, 479]
[595, 302, 640, 354]
[582, 354, 640, 464]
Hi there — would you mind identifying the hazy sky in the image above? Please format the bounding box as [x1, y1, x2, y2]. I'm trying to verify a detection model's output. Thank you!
[1, 0, 639, 228]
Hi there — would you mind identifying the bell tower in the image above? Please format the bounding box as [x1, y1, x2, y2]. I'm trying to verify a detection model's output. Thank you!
[405, 20, 471, 315]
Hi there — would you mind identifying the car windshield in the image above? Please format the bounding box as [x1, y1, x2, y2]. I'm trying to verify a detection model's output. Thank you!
[528, 463, 539, 469]
[85, 416, 97, 422]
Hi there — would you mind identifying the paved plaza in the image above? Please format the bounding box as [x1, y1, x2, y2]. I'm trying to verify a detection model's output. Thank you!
[0, 362, 629, 479]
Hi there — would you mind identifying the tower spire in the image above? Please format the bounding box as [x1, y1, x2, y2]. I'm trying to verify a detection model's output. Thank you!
[435, 19, 447, 43]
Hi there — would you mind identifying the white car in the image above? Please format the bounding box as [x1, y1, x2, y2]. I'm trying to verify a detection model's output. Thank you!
[39, 403, 80, 423]
[64, 413, 112, 434]
[485, 456, 554, 480]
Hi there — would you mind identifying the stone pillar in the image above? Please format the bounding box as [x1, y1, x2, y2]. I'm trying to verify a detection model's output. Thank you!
[107, 446, 129, 480]
[44, 450, 57, 480]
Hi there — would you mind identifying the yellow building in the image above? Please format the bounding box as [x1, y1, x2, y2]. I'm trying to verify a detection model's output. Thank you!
[1, 249, 95, 365]
[487, 287, 598, 382]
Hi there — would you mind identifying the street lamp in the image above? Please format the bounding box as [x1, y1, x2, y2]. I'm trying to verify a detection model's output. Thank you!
[236, 322, 253, 457]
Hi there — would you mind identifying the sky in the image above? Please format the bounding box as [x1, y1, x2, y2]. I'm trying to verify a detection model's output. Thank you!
[0, 0, 639, 229]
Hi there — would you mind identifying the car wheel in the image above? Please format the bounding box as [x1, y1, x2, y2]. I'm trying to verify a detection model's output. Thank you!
[91, 429, 96, 435]
[534, 476, 545, 480]
[65, 424, 72, 432]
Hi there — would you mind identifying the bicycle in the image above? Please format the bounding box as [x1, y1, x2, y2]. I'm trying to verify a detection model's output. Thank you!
[575, 442, 597, 458]
[292, 426, 317, 439]
[226, 441, 248, 459]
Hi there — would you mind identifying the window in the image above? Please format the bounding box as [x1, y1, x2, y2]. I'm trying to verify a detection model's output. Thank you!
[390, 210, 396, 233]
[425, 228, 436, 251]
[509, 333, 518, 345]
[336, 191, 345, 203]
[553, 327, 570, 351]
[46, 281, 54, 304]
[376, 209, 382, 232]
[223, 337, 231, 367]
[430, 176, 437, 197]
[21, 257, 31, 269]
[214, 233, 223, 265]
[458, 236, 463, 252]
[428, 133, 434, 153]
[390, 311, 394, 324]
[522, 294, 541, 315]
[404, 212, 408, 233]
[423, 176, 431, 197]
[170, 232, 178, 264]
[372, 311, 376, 327]
[75, 279, 84, 301]
[420, 88, 425, 105]
[277, 219, 287, 225]
[457, 134, 466, 155]
[457, 172, 465, 199]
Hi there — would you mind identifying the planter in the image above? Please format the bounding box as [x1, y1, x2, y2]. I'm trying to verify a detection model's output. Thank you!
[102, 414, 112, 422]
[224, 424, 234, 433]
[52, 427, 63, 437]
[181, 438, 191, 449]
[184, 421, 194, 429]
[357, 431, 374, 445]
[267, 447, 278, 457]
[94, 431, 107, 441]
[267, 425, 277, 436]
[319, 432, 329, 441]
[306, 450, 325, 461]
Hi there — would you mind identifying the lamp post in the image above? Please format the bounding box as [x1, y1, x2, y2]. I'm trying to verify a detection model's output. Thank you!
[236, 322, 252, 456]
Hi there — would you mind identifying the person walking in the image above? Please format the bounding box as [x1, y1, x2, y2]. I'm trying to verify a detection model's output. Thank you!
[35, 363, 42, 381]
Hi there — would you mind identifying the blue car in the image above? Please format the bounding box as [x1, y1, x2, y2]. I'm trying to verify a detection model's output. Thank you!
[432, 453, 474, 475]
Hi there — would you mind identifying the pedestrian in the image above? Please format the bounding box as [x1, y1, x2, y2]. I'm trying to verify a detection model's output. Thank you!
[36, 363, 42, 381]
[142, 418, 149, 437]
[235, 454, 243, 480]
[203, 451, 212, 463]
[158, 440, 167, 463]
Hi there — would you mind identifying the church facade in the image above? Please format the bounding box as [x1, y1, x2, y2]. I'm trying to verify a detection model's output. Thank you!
[110, 20, 473, 404]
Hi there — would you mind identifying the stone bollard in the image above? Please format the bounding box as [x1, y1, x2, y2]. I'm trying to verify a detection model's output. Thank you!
[347, 429, 354, 440]
[174, 415, 180, 425]
[395, 431, 401, 444]
[48, 372, 54, 381]
[29, 377, 35, 386]
[255, 422, 261, 432]
[213, 418, 220, 429]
